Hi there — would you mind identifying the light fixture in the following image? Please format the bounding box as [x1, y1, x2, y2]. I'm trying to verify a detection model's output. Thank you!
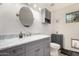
[39, 8, 41, 11]
[33, 4, 37, 8]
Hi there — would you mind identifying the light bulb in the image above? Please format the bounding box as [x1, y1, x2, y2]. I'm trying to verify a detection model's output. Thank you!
[39, 8, 41, 11]
[33, 4, 37, 8]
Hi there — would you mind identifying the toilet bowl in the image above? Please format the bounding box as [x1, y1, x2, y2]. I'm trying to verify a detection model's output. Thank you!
[50, 43, 60, 56]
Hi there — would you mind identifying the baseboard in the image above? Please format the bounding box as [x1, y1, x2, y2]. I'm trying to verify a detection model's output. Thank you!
[60, 48, 79, 56]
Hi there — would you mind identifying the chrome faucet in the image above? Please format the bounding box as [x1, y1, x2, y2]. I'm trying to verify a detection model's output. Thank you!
[19, 32, 23, 38]
[19, 32, 31, 38]
[26, 32, 31, 36]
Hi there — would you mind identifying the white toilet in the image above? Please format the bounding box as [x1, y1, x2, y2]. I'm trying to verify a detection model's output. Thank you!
[50, 43, 60, 56]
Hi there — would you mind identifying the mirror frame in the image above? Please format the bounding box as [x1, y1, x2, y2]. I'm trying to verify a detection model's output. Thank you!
[18, 7, 34, 27]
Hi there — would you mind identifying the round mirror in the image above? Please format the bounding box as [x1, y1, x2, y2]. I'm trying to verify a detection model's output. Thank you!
[19, 7, 34, 27]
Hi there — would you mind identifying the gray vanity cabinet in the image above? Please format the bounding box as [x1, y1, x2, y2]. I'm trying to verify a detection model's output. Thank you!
[0, 37, 50, 56]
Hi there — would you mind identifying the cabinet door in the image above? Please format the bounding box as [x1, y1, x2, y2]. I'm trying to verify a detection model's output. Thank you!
[34, 46, 43, 56]
[28, 40, 44, 56]
[17, 53, 26, 56]
[9, 44, 26, 56]
[0, 49, 12, 56]
[0, 44, 26, 56]
[29, 46, 43, 56]
[42, 38, 50, 56]
[43, 43, 50, 56]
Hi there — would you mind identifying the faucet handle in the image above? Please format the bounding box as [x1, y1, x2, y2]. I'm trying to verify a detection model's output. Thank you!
[26, 32, 31, 36]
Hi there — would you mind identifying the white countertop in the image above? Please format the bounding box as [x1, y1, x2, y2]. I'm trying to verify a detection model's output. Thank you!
[0, 34, 50, 50]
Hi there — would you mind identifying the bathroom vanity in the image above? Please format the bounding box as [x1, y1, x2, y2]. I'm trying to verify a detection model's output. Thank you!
[0, 35, 50, 56]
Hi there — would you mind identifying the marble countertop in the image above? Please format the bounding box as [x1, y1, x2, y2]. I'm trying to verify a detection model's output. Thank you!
[0, 34, 50, 50]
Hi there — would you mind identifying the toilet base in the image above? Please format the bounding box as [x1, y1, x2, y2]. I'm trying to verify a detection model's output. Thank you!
[50, 47, 60, 56]
[50, 50, 59, 56]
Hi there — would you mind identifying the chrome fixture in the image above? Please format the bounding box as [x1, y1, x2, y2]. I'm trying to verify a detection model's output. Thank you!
[19, 32, 23, 38]
[26, 32, 31, 36]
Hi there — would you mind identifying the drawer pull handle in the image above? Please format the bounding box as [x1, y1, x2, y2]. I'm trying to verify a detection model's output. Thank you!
[35, 49, 40, 52]
[12, 48, 23, 53]
[13, 50, 17, 53]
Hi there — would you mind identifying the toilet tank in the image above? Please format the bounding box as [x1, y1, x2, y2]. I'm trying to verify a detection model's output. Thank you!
[51, 34, 63, 49]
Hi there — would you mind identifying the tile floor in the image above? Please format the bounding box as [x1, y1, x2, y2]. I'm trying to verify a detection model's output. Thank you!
[59, 53, 67, 56]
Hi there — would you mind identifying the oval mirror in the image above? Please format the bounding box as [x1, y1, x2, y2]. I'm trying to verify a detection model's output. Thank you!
[19, 7, 34, 27]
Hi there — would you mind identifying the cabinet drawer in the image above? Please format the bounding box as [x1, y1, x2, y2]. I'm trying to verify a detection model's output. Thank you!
[0, 44, 26, 56]
[10, 45, 26, 55]
[28, 46, 43, 56]
[0, 49, 11, 56]
[28, 41, 42, 50]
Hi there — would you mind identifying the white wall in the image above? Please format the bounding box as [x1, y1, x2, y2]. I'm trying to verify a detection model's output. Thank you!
[0, 3, 52, 35]
[51, 3, 79, 52]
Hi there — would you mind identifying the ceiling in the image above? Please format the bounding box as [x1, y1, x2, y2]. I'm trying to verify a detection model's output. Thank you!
[22, 3, 73, 12]
[53, 3, 73, 10]
[30, 3, 54, 8]
[30, 3, 54, 11]
[22, 3, 54, 11]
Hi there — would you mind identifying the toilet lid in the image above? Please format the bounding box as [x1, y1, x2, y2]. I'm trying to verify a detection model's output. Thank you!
[50, 43, 60, 49]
